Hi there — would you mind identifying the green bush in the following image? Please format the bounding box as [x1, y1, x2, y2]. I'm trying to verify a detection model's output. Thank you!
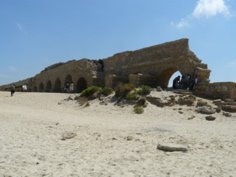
[126, 92, 138, 100]
[80, 86, 102, 97]
[137, 85, 151, 95]
[134, 106, 144, 114]
[102, 87, 113, 96]
[115, 83, 135, 97]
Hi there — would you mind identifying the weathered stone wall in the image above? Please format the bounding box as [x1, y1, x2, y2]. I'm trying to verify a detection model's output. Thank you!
[103, 38, 210, 87]
[0, 38, 213, 94]
[194, 82, 236, 100]
[30, 59, 104, 92]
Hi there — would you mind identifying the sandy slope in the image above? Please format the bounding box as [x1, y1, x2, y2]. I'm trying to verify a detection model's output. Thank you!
[0, 91, 236, 177]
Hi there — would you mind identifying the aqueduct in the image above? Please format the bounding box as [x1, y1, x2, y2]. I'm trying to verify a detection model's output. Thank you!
[0, 38, 211, 93]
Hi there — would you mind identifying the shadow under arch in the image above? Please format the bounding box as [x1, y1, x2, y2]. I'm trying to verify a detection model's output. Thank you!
[39, 82, 44, 92]
[157, 67, 181, 88]
[54, 78, 61, 92]
[76, 77, 87, 93]
[46, 81, 52, 92]
[64, 74, 73, 85]
[33, 86, 37, 92]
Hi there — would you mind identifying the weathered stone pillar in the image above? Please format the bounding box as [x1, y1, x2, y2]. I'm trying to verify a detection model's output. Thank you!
[195, 67, 211, 83]
[129, 73, 157, 87]
[105, 74, 128, 88]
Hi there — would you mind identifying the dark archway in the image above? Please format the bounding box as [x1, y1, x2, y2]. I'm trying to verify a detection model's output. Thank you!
[46, 81, 52, 92]
[33, 86, 37, 92]
[76, 77, 87, 93]
[39, 83, 44, 92]
[64, 74, 72, 85]
[54, 78, 61, 92]
[157, 68, 179, 88]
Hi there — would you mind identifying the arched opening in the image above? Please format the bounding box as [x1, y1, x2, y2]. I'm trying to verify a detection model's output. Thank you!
[33, 86, 37, 92]
[64, 74, 72, 85]
[157, 68, 180, 88]
[168, 71, 182, 88]
[54, 78, 61, 92]
[46, 81, 52, 92]
[39, 83, 44, 92]
[76, 77, 87, 93]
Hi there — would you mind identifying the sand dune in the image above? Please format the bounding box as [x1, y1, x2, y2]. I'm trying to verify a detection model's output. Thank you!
[0, 91, 235, 177]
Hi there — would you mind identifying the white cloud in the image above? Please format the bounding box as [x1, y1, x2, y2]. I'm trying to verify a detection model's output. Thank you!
[172, 0, 232, 29]
[171, 18, 190, 29]
[192, 0, 231, 18]
[176, 18, 190, 29]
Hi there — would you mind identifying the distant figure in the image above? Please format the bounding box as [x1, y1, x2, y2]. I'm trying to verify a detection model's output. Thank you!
[65, 82, 70, 93]
[10, 85, 15, 96]
[69, 82, 74, 93]
[179, 75, 185, 89]
[193, 75, 198, 89]
[189, 75, 197, 90]
[180, 74, 190, 89]
[173, 76, 180, 89]
[22, 84, 27, 92]
[185, 74, 190, 89]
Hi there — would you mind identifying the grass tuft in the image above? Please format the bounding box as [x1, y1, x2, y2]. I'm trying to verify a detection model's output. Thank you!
[134, 106, 144, 114]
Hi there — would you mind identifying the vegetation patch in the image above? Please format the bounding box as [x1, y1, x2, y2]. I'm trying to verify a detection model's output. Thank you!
[102, 87, 114, 96]
[134, 106, 144, 114]
[137, 85, 151, 96]
[115, 83, 135, 97]
[80, 86, 103, 98]
[126, 91, 138, 100]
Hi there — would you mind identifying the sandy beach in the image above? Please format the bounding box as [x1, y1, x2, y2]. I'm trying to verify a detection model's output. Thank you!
[0, 91, 235, 177]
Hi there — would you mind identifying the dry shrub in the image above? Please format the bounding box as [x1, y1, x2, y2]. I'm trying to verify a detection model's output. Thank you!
[80, 86, 102, 98]
[102, 87, 113, 96]
[126, 91, 138, 100]
[78, 97, 89, 106]
[135, 97, 147, 107]
[115, 83, 135, 97]
[134, 106, 144, 114]
[137, 85, 151, 95]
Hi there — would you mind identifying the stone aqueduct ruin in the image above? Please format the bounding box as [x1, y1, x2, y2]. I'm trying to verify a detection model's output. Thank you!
[1, 38, 236, 100]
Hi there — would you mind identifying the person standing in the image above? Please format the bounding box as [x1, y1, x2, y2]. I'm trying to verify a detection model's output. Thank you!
[22, 84, 27, 92]
[10, 85, 15, 96]
[65, 82, 70, 93]
[172, 76, 180, 89]
[69, 82, 74, 93]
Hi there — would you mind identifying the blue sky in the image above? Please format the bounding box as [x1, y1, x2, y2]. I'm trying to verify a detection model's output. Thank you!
[0, 0, 236, 86]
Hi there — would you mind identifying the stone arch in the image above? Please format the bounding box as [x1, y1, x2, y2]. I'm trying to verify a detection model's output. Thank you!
[54, 78, 62, 92]
[76, 77, 87, 93]
[33, 86, 37, 92]
[157, 67, 180, 88]
[64, 74, 73, 85]
[46, 81, 52, 92]
[39, 82, 44, 92]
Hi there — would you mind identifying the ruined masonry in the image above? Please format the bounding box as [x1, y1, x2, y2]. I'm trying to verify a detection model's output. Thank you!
[1, 38, 236, 100]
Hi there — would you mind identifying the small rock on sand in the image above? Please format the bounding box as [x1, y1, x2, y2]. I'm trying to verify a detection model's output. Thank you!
[157, 143, 188, 152]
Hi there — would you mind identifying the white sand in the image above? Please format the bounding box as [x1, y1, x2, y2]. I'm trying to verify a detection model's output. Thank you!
[0, 91, 236, 177]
